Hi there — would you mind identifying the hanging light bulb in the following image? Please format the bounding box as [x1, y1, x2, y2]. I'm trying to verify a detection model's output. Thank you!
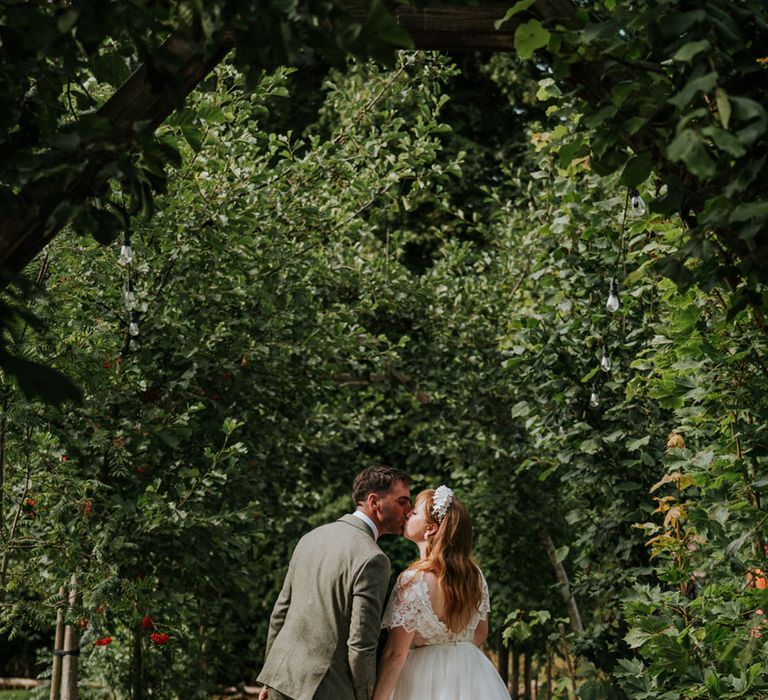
[119, 235, 133, 265]
[589, 387, 600, 408]
[124, 279, 135, 310]
[629, 188, 646, 217]
[129, 311, 140, 337]
[600, 347, 612, 372]
[606, 278, 620, 313]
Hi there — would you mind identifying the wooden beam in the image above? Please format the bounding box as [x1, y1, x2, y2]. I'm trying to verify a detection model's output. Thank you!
[0, 2, 583, 279]
[0, 33, 234, 278]
[341, 3, 521, 51]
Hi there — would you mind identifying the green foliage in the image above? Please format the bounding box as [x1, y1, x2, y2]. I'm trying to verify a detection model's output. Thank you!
[1, 3, 768, 699]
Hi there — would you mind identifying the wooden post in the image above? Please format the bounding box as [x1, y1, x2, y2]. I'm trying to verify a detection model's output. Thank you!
[524, 652, 532, 700]
[545, 644, 553, 700]
[498, 629, 509, 687]
[60, 575, 79, 700]
[558, 622, 577, 700]
[49, 585, 66, 700]
[511, 645, 520, 700]
[132, 622, 144, 700]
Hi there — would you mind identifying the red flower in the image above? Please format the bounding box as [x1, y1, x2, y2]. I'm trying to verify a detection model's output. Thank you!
[103, 359, 111, 368]
[24, 498, 36, 508]
[83, 500, 92, 516]
[136, 466, 147, 475]
[77, 618, 89, 629]
[150, 632, 170, 645]
[142, 615, 155, 630]
[94, 637, 113, 646]
[61, 454, 68, 462]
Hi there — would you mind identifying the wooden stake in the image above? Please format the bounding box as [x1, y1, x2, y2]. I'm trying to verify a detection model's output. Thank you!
[61, 575, 79, 700]
[49, 585, 66, 700]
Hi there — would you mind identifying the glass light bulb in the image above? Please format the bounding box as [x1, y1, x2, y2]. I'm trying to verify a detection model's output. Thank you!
[119, 243, 133, 265]
[124, 283, 135, 310]
[589, 389, 600, 408]
[129, 321, 139, 336]
[629, 189, 646, 217]
[606, 279, 620, 313]
[600, 349, 612, 372]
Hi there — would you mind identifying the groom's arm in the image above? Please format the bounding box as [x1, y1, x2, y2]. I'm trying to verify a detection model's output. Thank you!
[348, 552, 391, 700]
[265, 554, 295, 659]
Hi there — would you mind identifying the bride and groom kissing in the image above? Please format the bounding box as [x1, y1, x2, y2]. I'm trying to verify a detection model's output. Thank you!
[257, 465, 509, 700]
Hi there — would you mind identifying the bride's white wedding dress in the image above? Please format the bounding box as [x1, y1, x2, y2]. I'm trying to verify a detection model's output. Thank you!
[381, 568, 510, 699]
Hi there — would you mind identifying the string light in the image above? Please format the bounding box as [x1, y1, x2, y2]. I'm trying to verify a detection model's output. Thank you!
[129, 310, 140, 337]
[589, 386, 600, 409]
[628, 188, 646, 217]
[600, 346, 612, 372]
[606, 278, 620, 313]
[119, 234, 133, 265]
[124, 279, 135, 310]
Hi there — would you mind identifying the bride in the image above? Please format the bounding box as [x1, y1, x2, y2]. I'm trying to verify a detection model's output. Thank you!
[372, 486, 510, 700]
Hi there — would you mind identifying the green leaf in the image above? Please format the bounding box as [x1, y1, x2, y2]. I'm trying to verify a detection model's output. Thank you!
[495, 0, 536, 29]
[715, 87, 731, 129]
[625, 627, 654, 649]
[57, 9, 79, 33]
[672, 39, 710, 63]
[728, 201, 768, 223]
[0, 350, 82, 406]
[626, 435, 651, 451]
[555, 545, 569, 563]
[619, 152, 653, 188]
[667, 129, 716, 179]
[514, 19, 551, 60]
[668, 72, 718, 110]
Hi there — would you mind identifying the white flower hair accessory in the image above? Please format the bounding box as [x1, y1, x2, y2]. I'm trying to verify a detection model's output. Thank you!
[431, 485, 454, 523]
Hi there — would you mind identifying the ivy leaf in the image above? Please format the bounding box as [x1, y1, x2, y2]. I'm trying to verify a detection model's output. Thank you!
[514, 19, 550, 60]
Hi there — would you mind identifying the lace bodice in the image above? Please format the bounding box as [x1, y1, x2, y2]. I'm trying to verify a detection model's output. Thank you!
[381, 568, 490, 647]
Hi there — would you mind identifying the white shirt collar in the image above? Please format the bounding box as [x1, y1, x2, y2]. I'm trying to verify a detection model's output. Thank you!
[352, 510, 379, 540]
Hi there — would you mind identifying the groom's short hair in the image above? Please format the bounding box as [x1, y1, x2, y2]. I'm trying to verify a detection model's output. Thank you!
[352, 465, 410, 505]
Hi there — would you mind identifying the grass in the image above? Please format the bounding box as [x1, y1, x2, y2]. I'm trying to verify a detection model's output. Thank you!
[0, 692, 33, 699]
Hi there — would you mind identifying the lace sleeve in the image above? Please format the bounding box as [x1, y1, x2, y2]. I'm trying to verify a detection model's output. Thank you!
[478, 572, 490, 620]
[381, 570, 422, 631]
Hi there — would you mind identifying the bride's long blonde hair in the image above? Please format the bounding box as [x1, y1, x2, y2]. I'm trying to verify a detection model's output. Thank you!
[409, 489, 483, 633]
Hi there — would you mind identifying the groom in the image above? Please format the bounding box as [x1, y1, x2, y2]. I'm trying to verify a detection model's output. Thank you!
[257, 465, 411, 700]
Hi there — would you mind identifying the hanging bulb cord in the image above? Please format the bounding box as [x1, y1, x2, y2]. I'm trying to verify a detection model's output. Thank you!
[614, 188, 630, 275]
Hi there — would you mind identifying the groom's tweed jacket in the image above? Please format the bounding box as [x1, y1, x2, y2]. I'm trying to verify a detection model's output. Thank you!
[257, 514, 391, 700]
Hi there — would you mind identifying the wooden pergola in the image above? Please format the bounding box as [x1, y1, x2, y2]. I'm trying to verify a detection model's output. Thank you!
[0, 1, 613, 280]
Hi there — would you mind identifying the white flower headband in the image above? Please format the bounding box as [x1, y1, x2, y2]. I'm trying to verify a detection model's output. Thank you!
[431, 485, 454, 523]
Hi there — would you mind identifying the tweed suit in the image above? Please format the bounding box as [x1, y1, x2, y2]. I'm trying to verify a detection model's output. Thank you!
[257, 514, 391, 700]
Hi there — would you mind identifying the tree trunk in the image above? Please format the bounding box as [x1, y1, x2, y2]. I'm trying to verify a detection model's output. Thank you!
[511, 645, 520, 700]
[539, 526, 584, 633]
[49, 585, 66, 700]
[60, 576, 79, 700]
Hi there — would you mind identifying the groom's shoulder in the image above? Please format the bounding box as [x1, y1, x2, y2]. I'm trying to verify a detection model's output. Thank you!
[299, 515, 377, 550]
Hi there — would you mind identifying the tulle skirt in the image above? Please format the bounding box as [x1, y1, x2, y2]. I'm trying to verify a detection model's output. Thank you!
[392, 642, 510, 700]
